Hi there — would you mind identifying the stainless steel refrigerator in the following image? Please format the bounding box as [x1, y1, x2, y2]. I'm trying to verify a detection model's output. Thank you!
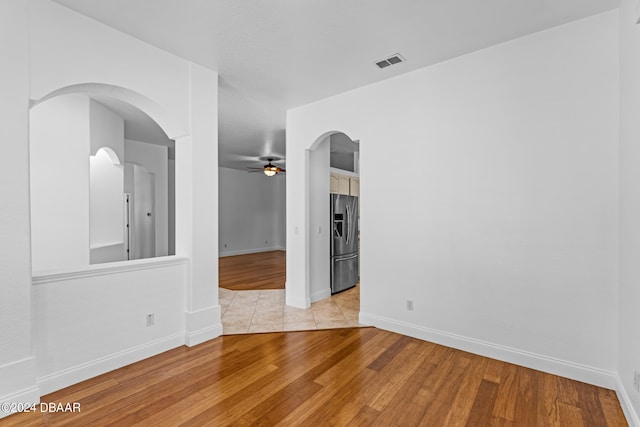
[330, 194, 359, 294]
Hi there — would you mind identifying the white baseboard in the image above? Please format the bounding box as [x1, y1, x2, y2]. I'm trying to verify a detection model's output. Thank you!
[0, 356, 39, 419]
[185, 306, 222, 346]
[0, 386, 40, 419]
[285, 281, 311, 308]
[219, 247, 285, 257]
[185, 324, 223, 347]
[286, 294, 310, 309]
[37, 333, 185, 395]
[616, 375, 640, 427]
[360, 312, 617, 389]
[0, 356, 37, 397]
[310, 288, 331, 303]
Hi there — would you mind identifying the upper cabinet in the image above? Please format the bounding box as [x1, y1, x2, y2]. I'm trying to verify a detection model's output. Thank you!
[339, 175, 350, 195]
[330, 172, 359, 196]
[329, 173, 340, 194]
[349, 178, 359, 197]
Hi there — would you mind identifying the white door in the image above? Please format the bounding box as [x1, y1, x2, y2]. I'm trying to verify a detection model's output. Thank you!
[133, 164, 156, 259]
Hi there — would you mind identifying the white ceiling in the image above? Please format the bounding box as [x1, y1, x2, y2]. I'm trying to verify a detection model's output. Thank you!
[52, 0, 618, 171]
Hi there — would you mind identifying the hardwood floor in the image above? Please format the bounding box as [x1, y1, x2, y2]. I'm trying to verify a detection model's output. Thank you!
[219, 250, 285, 290]
[4, 328, 627, 426]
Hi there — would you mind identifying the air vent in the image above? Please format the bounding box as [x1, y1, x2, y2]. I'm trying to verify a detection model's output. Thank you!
[375, 53, 405, 69]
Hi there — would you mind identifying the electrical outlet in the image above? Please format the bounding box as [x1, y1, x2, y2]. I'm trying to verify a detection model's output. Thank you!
[265, 240, 268, 245]
[224, 243, 227, 248]
[146, 313, 155, 327]
[634, 371, 640, 392]
[406, 300, 414, 311]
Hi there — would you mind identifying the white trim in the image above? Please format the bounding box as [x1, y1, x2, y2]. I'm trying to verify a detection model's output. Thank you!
[89, 240, 124, 250]
[0, 387, 40, 419]
[0, 356, 39, 419]
[0, 356, 36, 395]
[359, 312, 617, 389]
[184, 305, 222, 347]
[286, 294, 311, 309]
[185, 324, 223, 347]
[36, 333, 184, 395]
[310, 288, 331, 303]
[219, 247, 285, 257]
[329, 167, 359, 178]
[616, 375, 640, 427]
[32, 256, 188, 285]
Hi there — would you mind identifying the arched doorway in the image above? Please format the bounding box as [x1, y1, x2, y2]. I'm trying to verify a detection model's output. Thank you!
[307, 131, 360, 301]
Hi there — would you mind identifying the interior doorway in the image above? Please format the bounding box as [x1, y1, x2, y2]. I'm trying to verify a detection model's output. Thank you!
[126, 163, 156, 260]
[307, 132, 360, 303]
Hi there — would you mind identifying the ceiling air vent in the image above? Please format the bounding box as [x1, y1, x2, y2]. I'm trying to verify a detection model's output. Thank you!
[375, 54, 405, 69]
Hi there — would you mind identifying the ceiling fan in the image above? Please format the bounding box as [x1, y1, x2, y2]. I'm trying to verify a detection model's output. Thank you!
[247, 157, 286, 177]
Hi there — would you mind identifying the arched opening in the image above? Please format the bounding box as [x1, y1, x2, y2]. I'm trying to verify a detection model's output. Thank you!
[218, 130, 362, 334]
[306, 130, 361, 324]
[29, 86, 179, 271]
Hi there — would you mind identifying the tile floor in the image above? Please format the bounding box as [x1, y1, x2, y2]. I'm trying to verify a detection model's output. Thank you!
[220, 284, 362, 334]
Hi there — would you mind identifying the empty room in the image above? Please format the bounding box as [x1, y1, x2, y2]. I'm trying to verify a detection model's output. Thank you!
[2, 0, 640, 425]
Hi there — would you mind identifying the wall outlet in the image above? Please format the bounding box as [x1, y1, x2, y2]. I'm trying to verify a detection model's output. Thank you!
[265, 240, 268, 245]
[634, 371, 640, 392]
[224, 243, 227, 248]
[146, 313, 155, 327]
[406, 300, 414, 311]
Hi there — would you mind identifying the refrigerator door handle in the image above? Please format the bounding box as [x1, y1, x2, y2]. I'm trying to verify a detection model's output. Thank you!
[335, 253, 358, 261]
[346, 204, 350, 245]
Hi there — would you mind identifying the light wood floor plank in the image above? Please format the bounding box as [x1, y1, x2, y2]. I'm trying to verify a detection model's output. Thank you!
[219, 251, 285, 290]
[2, 328, 627, 426]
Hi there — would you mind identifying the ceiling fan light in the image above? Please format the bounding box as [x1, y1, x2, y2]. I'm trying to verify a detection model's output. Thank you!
[264, 169, 277, 177]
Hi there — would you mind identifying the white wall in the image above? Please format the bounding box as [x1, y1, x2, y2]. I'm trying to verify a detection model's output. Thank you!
[33, 259, 186, 394]
[30, 95, 91, 272]
[168, 159, 176, 255]
[89, 100, 126, 263]
[274, 173, 287, 250]
[618, 1, 640, 424]
[90, 151, 125, 256]
[90, 100, 125, 160]
[29, 0, 191, 136]
[219, 167, 286, 256]
[0, 1, 220, 415]
[287, 11, 619, 387]
[125, 139, 169, 256]
[0, 0, 38, 412]
[308, 138, 331, 302]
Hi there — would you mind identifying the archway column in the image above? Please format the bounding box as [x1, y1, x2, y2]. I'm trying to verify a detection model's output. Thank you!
[285, 139, 311, 308]
[0, 0, 39, 416]
[174, 63, 221, 345]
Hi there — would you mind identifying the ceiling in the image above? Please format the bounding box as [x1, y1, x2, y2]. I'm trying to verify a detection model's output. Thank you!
[52, 0, 618, 171]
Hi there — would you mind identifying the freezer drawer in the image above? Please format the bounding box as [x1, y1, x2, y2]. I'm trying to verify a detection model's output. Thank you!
[331, 253, 358, 294]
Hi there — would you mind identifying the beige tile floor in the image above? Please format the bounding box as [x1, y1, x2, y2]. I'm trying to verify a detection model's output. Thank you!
[220, 284, 362, 334]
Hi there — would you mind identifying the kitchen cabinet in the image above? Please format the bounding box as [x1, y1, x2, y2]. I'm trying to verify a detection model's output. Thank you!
[349, 178, 359, 197]
[329, 173, 340, 194]
[330, 172, 359, 196]
[330, 172, 350, 195]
